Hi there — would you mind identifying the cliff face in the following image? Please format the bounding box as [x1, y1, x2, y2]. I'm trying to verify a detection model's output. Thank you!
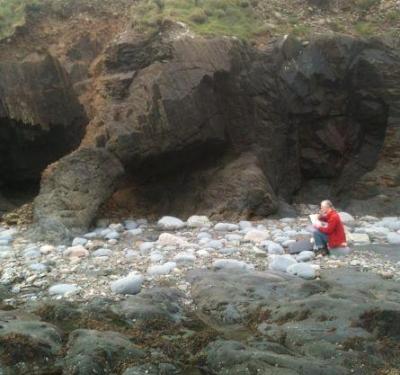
[0, 3, 399, 239]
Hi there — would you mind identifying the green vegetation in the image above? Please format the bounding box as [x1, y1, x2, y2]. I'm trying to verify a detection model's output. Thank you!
[355, 21, 377, 36]
[0, 0, 40, 39]
[352, 0, 381, 11]
[130, 0, 263, 40]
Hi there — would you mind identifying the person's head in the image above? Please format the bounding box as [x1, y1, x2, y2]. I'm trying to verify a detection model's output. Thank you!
[320, 200, 334, 214]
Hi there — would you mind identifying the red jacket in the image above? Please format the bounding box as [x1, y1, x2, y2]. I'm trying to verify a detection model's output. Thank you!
[319, 210, 347, 249]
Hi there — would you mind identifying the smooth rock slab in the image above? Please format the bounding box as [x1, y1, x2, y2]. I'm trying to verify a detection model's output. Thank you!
[157, 216, 185, 230]
[213, 259, 254, 271]
[49, 284, 80, 296]
[286, 263, 316, 279]
[110, 273, 144, 295]
[269, 255, 297, 272]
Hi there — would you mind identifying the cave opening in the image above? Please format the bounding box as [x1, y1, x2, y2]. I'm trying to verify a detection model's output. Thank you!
[0, 116, 86, 217]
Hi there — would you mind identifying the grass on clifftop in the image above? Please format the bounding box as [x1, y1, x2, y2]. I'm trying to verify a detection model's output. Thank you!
[130, 0, 264, 40]
[0, 0, 37, 39]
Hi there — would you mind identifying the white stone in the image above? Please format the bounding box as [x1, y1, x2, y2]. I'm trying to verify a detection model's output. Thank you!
[213, 259, 254, 271]
[239, 221, 252, 230]
[29, 263, 48, 272]
[387, 232, 400, 245]
[40, 245, 55, 254]
[49, 284, 80, 296]
[0, 228, 17, 241]
[84, 232, 98, 239]
[158, 216, 185, 230]
[225, 234, 242, 242]
[214, 223, 239, 232]
[219, 247, 239, 255]
[187, 215, 211, 228]
[207, 240, 224, 250]
[110, 273, 144, 295]
[126, 228, 143, 236]
[147, 262, 177, 276]
[269, 255, 297, 272]
[196, 249, 209, 257]
[109, 223, 125, 232]
[124, 249, 139, 259]
[296, 251, 315, 262]
[150, 252, 164, 263]
[72, 237, 88, 246]
[286, 263, 316, 279]
[158, 233, 188, 247]
[339, 212, 355, 225]
[140, 242, 155, 255]
[197, 232, 212, 240]
[124, 220, 138, 230]
[105, 230, 119, 240]
[348, 233, 370, 245]
[244, 229, 269, 244]
[267, 242, 284, 255]
[63, 245, 89, 258]
[93, 248, 113, 257]
[173, 252, 196, 264]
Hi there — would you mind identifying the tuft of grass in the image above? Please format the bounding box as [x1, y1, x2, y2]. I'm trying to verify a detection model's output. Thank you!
[354, 21, 377, 36]
[130, 0, 264, 40]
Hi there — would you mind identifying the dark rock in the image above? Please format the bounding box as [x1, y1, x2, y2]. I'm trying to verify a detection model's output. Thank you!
[112, 287, 184, 324]
[63, 329, 145, 374]
[0, 52, 87, 186]
[30, 30, 400, 231]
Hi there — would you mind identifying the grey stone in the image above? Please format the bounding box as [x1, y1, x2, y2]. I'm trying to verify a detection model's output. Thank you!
[72, 237, 88, 246]
[147, 262, 177, 276]
[157, 216, 185, 230]
[214, 223, 239, 232]
[387, 232, 400, 245]
[269, 255, 297, 272]
[296, 250, 315, 262]
[213, 259, 254, 271]
[92, 248, 113, 257]
[110, 274, 144, 295]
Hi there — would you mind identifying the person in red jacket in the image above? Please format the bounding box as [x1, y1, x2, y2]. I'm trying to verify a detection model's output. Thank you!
[313, 200, 347, 255]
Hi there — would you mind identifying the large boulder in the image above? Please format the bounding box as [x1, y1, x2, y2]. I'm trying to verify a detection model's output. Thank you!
[32, 147, 123, 241]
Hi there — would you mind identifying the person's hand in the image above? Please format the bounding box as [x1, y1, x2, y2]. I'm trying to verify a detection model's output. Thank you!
[314, 223, 321, 229]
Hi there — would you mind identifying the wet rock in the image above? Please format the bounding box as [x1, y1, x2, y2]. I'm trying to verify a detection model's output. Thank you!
[113, 287, 184, 322]
[64, 329, 145, 374]
[0, 320, 62, 368]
